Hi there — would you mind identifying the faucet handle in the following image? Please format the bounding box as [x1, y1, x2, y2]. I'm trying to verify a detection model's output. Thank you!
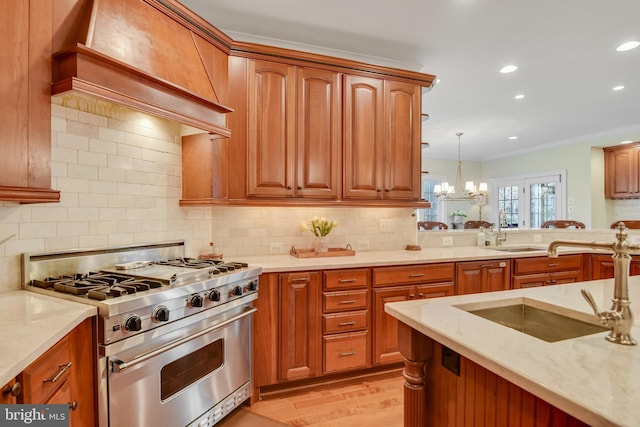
[581, 289, 602, 316]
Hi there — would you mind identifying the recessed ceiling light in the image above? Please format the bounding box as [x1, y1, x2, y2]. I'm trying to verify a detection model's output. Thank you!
[508, 136, 518, 140]
[514, 94, 525, 100]
[613, 85, 625, 91]
[500, 65, 518, 74]
[620, 140, 634, 144]
[616, 41, 640, 52]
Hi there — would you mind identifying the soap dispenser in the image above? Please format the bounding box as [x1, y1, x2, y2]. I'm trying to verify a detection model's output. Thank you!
[476, 227, 486, 247]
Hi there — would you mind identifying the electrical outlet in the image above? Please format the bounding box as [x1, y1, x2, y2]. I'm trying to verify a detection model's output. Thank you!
[442, 236, 453, 246]
[379, 219, 394, 233]
[533, 234, 542, 243]
[357, 240, 370, 250]
[269, 242, 284, 254]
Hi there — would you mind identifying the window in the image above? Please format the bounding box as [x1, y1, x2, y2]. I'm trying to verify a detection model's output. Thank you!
[417, 173, 446, 222]
[490, 171, 565, 228]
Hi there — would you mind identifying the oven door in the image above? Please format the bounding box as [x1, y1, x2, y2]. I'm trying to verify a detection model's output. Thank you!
[106, 306, 254, 427]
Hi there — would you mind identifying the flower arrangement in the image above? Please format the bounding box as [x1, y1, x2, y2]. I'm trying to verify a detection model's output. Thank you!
[300, 216, 338, 237]
[449, 209, 467, 218]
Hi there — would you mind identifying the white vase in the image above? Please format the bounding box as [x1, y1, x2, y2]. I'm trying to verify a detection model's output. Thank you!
[314, 236, 329, 253]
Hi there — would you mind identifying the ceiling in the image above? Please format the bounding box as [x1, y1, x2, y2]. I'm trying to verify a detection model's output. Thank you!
[179, 0, 640, 161]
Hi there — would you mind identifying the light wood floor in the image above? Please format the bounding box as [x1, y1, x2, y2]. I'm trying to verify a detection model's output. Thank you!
[248, 371, 404, 427]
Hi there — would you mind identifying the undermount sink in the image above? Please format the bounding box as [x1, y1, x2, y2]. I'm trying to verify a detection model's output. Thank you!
[456, 298, 608, 342]
[489, 245, 546, 252]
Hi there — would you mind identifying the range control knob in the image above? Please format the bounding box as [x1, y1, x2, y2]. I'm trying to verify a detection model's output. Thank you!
[152, 305, 170, 322]
[231, 286, 243, 297]
[189, 294, 204, 308]
[208, 289, 221, 302]
[123, 315, 142, 332]
[247, 280, 258, 291]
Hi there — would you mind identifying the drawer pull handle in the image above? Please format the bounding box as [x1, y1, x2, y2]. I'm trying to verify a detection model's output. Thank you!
[409, 273, 425, 278]
[290, 278, 309, 283]
[338, 300, 356, 305]
[338, 321, 356, 326]
[43, 362, 72, 384]
[480, 264, 494, 268]
[547, 263, 559, 267]
[338, 351, 356, 357]
[2, 382, 22, 397]
[338, 279, 357, 283]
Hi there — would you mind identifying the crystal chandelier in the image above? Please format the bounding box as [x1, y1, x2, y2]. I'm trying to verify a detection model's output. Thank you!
[433, 132, 487, 205]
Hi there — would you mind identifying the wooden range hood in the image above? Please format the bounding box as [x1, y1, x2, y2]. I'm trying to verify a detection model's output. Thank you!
[52, 0, 232, 136]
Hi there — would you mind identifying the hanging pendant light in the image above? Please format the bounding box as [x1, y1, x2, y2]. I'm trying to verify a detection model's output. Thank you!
[433, 132, 487, 204]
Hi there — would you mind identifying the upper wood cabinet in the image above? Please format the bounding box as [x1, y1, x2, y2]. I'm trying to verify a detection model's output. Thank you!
[247, 60, 340, 199]
[182, 51, 434, 206]
[343, 77, 421, 200]
[604, 142, 640, 199]
[0, 0, 59, 203]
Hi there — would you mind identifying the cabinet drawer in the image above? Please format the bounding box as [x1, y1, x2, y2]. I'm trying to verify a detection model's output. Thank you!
[323, 310, 368, 334]
[513, 254, 583, 275]
[323, 331, 369, 374]
[373, 263, 454, 287]
[324, 268, 370, 290]
[21, 335, 71, 404]
[323, 290, 368, 312]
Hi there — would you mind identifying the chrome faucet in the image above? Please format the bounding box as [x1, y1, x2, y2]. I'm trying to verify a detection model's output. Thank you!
[547, 223, 640, 345]
[495, 211, 507, 246]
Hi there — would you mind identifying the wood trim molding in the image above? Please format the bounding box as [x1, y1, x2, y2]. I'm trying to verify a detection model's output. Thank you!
[230, 41, 436, 86]
[0, 186, 61, 204]
[179, 198, 432, 208]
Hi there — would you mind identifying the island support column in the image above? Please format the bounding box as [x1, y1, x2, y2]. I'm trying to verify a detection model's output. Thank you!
[397, 321, 433, 427]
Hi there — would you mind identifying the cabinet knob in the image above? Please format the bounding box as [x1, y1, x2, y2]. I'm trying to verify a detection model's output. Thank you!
[286, 186, 292, 190]
[418, 293, 425, 298]
[2, 381, 22, 397]
[409, 294, 415, 299]
[385, 188, 391, 192]
[376, 188, 382, 193]
[297, 186, 302, 190]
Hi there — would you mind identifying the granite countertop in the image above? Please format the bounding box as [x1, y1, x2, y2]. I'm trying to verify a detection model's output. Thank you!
[0, 291, 97, 387]
[385, 278, 640, 427]
[240, 245, 586, 273]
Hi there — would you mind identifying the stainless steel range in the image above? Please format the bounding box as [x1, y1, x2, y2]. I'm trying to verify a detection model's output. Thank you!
[22, 241, 261, 427]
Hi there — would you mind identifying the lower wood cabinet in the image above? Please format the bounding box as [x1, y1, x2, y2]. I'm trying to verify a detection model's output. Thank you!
[280, 271, 322, 381]
[456, 259, 511, 294]
[512, 255, 583, 289]
[591, 253, 640, 279]
[17, 317, 95, 427]
[372, 264, 455, 365]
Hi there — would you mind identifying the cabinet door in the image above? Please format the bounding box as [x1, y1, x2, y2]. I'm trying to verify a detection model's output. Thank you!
[604, 145, 640, 198]
[296, 67, 341, 198]
[343, 75, 385, 199]
[591, 254, 640, 279]
[457, 260, 511, 295]
[383, 81, 421, 200]
[253, 273, 280, 388]
[280, 272, 321, 381]
[373, 286, 414, 365]
[247, 60, 296, 197]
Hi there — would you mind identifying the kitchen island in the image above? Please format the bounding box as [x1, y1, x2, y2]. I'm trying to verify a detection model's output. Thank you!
[385, 278, 640, 427]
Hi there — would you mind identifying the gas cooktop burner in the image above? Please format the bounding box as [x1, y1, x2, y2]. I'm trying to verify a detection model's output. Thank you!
[31, 272, 163, 300]
[154, 258, 248, 270]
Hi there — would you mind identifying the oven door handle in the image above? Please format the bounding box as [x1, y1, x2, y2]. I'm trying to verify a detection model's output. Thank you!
[110, 307, 257, 373]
